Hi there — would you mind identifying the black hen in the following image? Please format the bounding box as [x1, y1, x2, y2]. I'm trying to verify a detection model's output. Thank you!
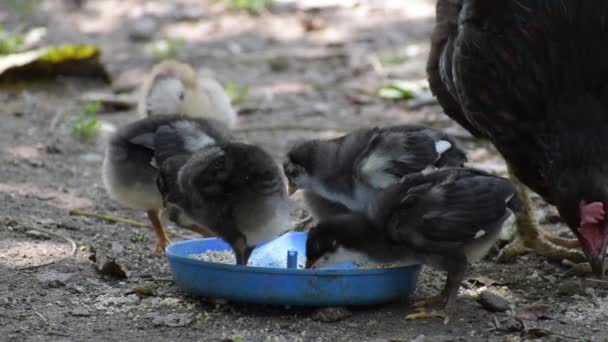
[428, 0, 608, 276]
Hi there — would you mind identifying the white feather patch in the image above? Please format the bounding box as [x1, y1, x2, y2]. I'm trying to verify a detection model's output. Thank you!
[474, 229, 486, 239]
[174, 121, 216, 152]
[434, 140, 452, 155]
[359, 154, 398, 189]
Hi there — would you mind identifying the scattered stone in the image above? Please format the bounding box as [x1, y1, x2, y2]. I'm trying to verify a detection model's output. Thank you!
[152, 313, 193, 327]
[47, 279, 66, 288]
[557, 279, 585, 297]
[311, 306, 352, 323]
[300, 15, 328, 32]
[269, 56, 289, 72]
[70, 308, 92, 317]
[129, 16, 159, 41]
[110, 242, 125, 254]
[36, 270, 74, 284]
[498, 317, 525, 333]
[477, 290, 511, 312]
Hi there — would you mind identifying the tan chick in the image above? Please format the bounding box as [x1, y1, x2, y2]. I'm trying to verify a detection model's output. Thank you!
[138, 60, 237, 129]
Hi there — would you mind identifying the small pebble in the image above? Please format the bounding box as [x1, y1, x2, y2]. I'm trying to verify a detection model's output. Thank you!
[477, 290, 511, 312]
[70, 308, 91, 317]
[311, 307, 352, 323]
[129, 16, 158, 41]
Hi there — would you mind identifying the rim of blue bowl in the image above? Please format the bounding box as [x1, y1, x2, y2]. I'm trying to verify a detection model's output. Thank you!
[165, 239, 421, 276]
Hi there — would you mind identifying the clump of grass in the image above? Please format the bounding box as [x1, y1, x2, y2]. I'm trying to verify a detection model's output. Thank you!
[0, 25, 25, 55]
[63, 101, 101, 142]
[131, 233, 149, 243]
[144, 37, 185, 60]
[225, 82, 250, 105]
[220, 0, 274, 14]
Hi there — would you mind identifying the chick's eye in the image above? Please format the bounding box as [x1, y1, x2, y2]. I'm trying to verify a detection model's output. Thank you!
[178, 92, 184, 101]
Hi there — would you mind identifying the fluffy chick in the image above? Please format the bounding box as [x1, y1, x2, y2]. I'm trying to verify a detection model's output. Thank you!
[284, 125, 467, 220]
[102, 115, 230, 252]
[154, 134, 291, 265]
[138, 60, 237, 129]
[305, 168, 520, 324]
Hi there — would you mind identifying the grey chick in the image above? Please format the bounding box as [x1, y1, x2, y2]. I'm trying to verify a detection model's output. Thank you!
[102, 115, 230, 252]
[305, 167, 520, 324]
[138, 59, 237, 129]
[284, 125, 467, 219]
[154, 134, 291, 265]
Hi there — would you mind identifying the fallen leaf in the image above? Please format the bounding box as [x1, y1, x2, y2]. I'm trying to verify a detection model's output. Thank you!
[0, 44, 109, 82]
[89, 246, 128, 279]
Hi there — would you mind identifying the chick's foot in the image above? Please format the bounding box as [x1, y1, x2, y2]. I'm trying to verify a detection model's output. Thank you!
[148, 209, 171, 253]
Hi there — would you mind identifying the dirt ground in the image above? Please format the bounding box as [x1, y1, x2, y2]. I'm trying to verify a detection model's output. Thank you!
[1, 1, 608, 341]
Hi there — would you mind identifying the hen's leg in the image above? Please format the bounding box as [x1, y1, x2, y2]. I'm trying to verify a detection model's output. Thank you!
[496, 165, 585, 263]
[148, 209, 170, 253]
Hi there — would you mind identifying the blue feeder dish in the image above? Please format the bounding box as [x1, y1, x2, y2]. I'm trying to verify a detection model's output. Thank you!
[166, 231, 422, 306]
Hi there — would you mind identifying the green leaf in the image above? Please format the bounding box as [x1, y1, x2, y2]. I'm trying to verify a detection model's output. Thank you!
[377, 81, 425, 101]
[377, 87, 406, 100]
[0, 44, 108, 81]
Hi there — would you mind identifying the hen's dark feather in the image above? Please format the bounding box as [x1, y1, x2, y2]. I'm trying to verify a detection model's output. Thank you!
[429, 0, 608, 209]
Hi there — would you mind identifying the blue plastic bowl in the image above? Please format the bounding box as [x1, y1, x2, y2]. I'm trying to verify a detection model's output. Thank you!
[166, 232, 421, 306]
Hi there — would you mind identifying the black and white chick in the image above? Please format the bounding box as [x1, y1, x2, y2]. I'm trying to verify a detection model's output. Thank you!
[305, 168, 520, 324]
[102, 115, 230, 252]
[284, 125, 467, 220]
[154, 127, 291, 265]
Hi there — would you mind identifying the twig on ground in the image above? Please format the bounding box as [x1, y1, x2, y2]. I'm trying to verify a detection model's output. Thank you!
[69, 209, 147, 227]
[17, 227, 77, 270]
[69, 209, 188, 239]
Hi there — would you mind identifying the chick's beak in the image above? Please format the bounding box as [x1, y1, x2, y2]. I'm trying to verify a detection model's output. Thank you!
[287, 179, 297, 196]
[234, 237, 254, 266]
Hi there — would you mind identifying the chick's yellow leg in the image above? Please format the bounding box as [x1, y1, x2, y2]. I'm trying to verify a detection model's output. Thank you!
[496, 164, 585, 264]
[407, 270, 461, 325]
[148, 209, 170, 253]
[406, 310, 448, 323]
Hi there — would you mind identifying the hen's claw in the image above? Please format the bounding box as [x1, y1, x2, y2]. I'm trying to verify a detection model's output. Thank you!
[498, 165, 586, 264]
